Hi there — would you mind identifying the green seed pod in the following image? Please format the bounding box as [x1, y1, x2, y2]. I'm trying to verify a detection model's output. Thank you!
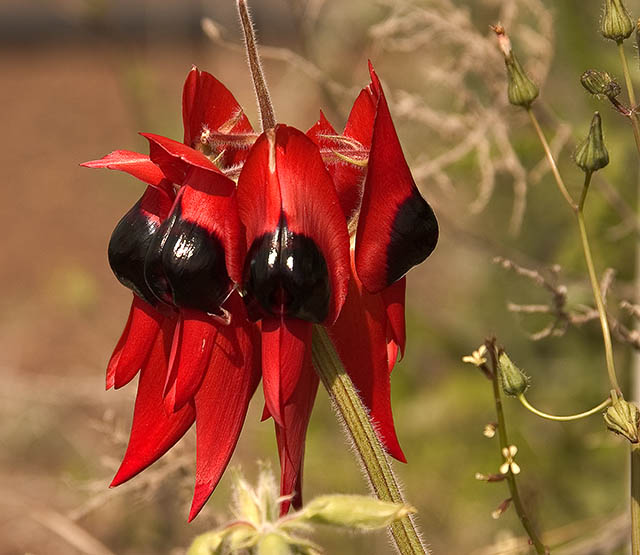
[604, 397, 640, 443]
[492, 24, 538, 108]
[601, 0, 634, 41]
[300, 495, 415, 530]
[574, 112, 609, 173]
[505, 53, 539, 108]
[580, 69, 621, 99]
[498, 352, 529, 397]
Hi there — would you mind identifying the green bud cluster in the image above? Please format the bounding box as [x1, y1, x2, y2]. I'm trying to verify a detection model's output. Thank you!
[601, 0, 634, 42]
[574, 112, 609, 173]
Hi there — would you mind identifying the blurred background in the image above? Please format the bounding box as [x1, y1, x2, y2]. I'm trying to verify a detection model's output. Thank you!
[1, 0, 639, 553]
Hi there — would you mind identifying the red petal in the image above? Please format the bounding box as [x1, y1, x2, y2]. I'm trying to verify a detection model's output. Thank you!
[164, 309, 220, 412]
[343, 88, 377, 148]
[237, 125, 350, 324]
[80, 150, 168, 190]
[355, 63, 438, 293]
[189, 294, 261, 520]
[328, 259, 406, 462]
[182, 67, 253, 149]
[307, 112, 365, 220]
[381, 276, 406, 365]
[142, 133, 219, 186]
[106, 295, 164, 390]
[261, 317, 312, 427]
[275, 355, 318, 515]
[111, 315, 195, 486]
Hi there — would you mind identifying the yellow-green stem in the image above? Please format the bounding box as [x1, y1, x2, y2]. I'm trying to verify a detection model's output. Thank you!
[617, 41, 640, 155]
[487, 342, 548, 554]
[311, 326, 427, 555]
[517, 394, 611, 421]
[632, 443, 640, 555]
[527, 109, 576, 209]
[577, 171, 621, 393]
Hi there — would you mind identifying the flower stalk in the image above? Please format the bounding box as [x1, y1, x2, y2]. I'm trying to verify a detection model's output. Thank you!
[527, 111, 622, 394]
[486, 341, 548, 554]
[237, 0, 276, 131]
[517, 394, 612, 422]
[311, 326, 427, 555]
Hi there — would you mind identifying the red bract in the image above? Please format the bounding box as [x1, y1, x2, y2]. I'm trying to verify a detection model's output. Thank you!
[82, 61, 437, 520]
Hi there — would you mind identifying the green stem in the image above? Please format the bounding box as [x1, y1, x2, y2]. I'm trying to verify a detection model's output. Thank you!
[577, 171, 622, 393]
[632, 443, 640, 555]
[527, 108, 576, 209]
[487, 342, 548, 554]
[617, 41, 640, 156]
[517, 394, 611, 421]
[311, 326, 427, 555]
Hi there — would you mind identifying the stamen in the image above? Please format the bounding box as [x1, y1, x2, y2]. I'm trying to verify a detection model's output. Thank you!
[331, 150, 369, 167]
[237, 0, 276, 131]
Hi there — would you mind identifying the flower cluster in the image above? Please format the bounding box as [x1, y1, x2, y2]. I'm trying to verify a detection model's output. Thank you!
[83, 62, 438, 520]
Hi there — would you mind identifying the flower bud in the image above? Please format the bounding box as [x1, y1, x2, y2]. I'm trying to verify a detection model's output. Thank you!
[580, 69, 621, 99]
[492, 24, 539, 108]
[574, 112, 609, 173]
[300, 494, 415, 530]
[604, 397, 640, 443]
[498, 352, 529, 397]
[255, 533, 294, 555]
[601, 0, 634, 42]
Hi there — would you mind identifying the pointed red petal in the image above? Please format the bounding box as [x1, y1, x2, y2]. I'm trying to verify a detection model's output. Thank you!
[111, 316, 195, 487]
[328, 260, 406, 462]
[307, 112, 365, 220]
[80, 150, 167, 189]
[261, 317, 311, 426]
[142, 133, 219, 186]
[381, 276, 406, 365]
[276, 355, 318, 515]
[355, 64, 438, 293]
[107, 295, 165, 390]
[189, 295, 261, 520]
[182, 67, 253, 149]
[344, 88, 377, 148]
[238, 125, 350, 324]
[164, 309, 220, 412]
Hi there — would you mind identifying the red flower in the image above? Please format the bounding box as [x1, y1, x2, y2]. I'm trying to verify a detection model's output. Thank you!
[82, 62, 437, 520]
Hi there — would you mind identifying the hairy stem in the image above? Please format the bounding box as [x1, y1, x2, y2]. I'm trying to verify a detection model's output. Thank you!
[487, 341, 548, 554]
[517, 394, 611, 421]
[311, 326, 427, 555]
[237, 0, 276, 131]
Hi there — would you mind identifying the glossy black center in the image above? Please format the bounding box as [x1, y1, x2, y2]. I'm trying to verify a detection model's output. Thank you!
[386, 188, 439, 285]
[144, 202, 231, 314]
[242, 214, 330, 323]
[108, 199, 162, 307]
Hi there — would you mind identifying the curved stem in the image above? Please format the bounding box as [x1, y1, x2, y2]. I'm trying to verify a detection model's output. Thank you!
[487, 342, 548, 554]
[517, 394, 611, 421]
[237, 0, 276, 131]
[577, 171, 621, 393]
[311, 326, 427, 555]
[527, 108, 576, 210]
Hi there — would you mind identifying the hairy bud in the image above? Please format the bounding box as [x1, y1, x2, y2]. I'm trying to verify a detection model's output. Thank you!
[601, 0, 634, 42]
[580, 69, 621, 99]
[604, 396, 640, 443]
[574, 112, 609, 173]
[498, 352, 529, 397]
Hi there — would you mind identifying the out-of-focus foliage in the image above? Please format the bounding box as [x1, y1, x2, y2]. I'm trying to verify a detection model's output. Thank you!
[1, 0, 637, 553]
